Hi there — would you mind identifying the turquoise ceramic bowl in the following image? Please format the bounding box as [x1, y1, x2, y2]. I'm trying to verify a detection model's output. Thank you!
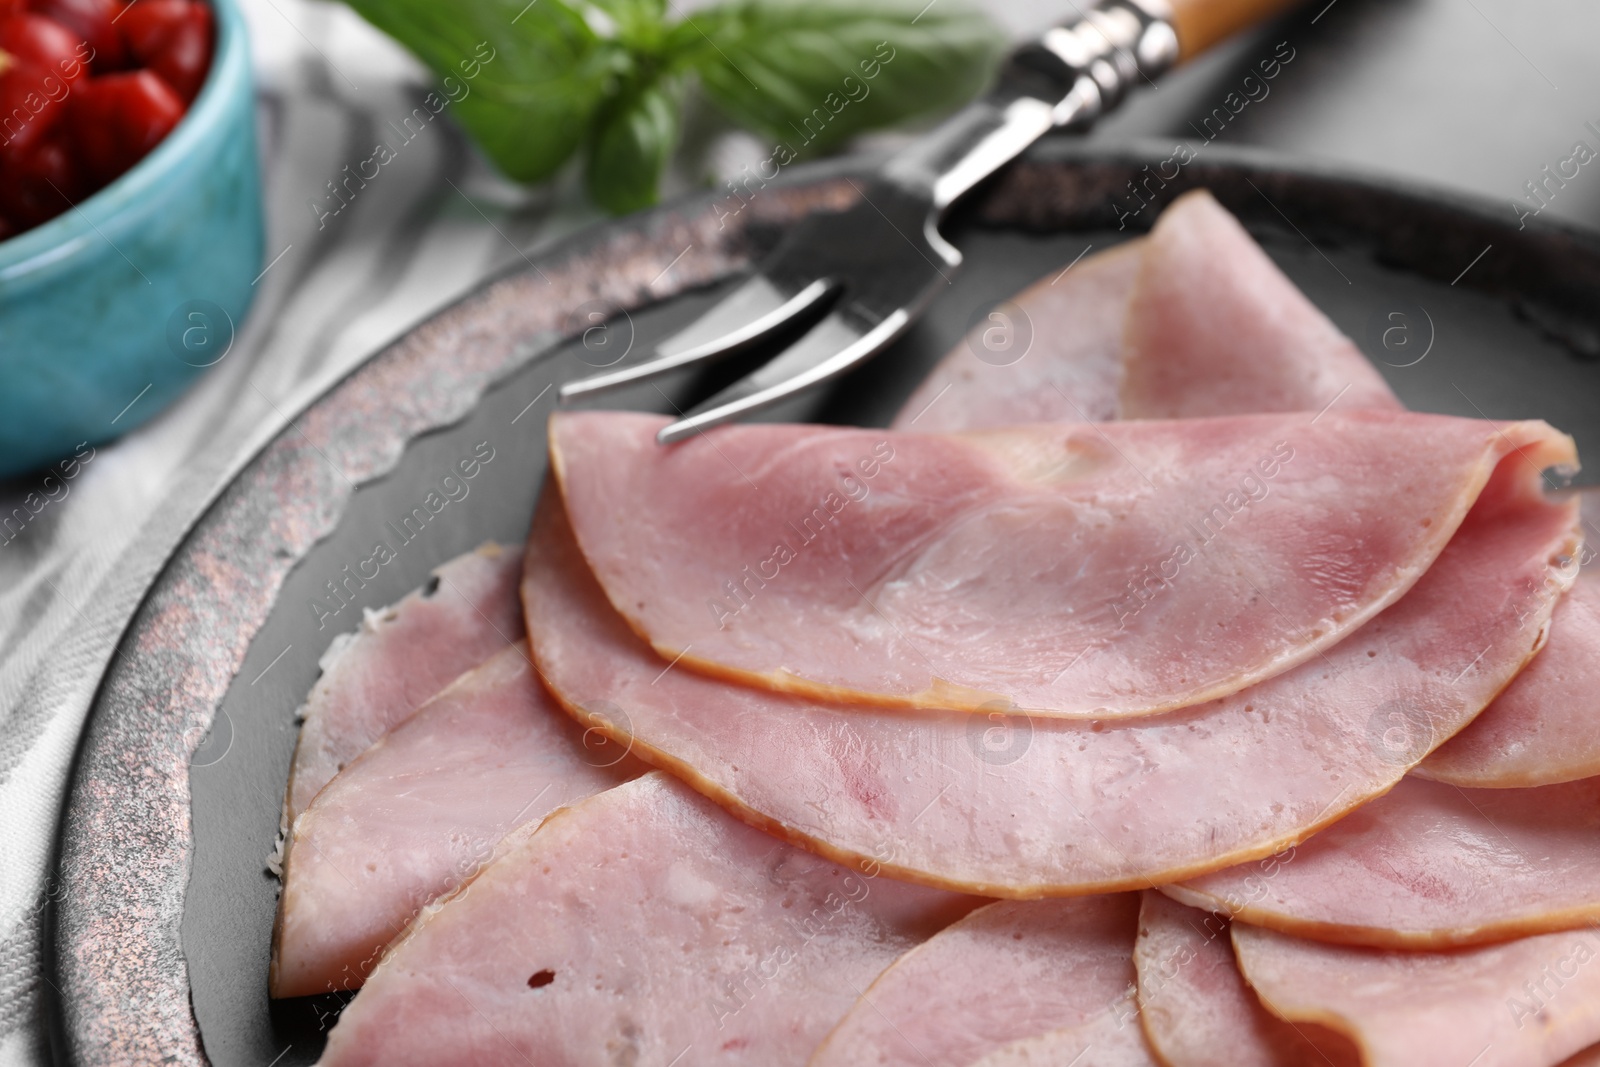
[0, 0, 262, 479]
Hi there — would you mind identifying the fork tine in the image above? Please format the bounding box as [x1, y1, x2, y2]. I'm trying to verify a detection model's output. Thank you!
[559, 276, 836, 400]
[656, 306, 912, 445]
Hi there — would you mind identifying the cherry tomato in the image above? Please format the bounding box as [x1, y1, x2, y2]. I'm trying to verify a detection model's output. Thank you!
[115, 0, 180, 55]
[0, 58, 67, 154]
[152, 0, 207, 100]
[0, 0, 210, 241]
[29, 0, 125, 71]
[0, 131, 79, 224]
[119, 0, 207, 101]
[66, 67, 180, 183]
[0, 12, 89, 80]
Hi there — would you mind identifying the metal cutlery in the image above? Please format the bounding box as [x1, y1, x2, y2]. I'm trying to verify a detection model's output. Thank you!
[561, 0, 1299, 444]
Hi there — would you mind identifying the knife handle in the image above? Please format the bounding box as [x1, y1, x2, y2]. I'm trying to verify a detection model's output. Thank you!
[1169, 0, 1300, 59]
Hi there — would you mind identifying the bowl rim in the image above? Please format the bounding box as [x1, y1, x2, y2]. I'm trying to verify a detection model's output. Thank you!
[0, 0, 250, 279]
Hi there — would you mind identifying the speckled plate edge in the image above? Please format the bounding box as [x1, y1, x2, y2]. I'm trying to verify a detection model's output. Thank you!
[44, 138, 1600, 1066]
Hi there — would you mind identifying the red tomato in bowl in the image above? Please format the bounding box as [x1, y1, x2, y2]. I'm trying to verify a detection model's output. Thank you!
[0, 58, 68, 154]
[0, 0, 211, 239]
[118, 0, 209, 101]
[67, 67, 181, 184]
[0, 132, 81, 224]
[116, 0, 186, 54]
[0, 12, 88, 79]
[28, 0, 126, 71]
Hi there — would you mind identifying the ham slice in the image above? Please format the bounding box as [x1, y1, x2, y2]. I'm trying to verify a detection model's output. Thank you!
[1421, 565, 1600, 787]
[894, 193, 1399, 436]
[316, 772, 973, 1067]
[1168, 774, 1600, 949]
[522, 460, 1578, 892]
[270, 645, 643, 999]
[1134, 892, 1359, 1067]
[966, 1005, 1159, 1067]
[1232, 921, 1600, 1067]
[890, 240, 1144, 432]
[1121, 189, 1400, 420]
[811, 895, 1141, 1067]
[899, 194, 1600, 790]
[550, 409, 1567, 718]
[285, 543, 524, 823]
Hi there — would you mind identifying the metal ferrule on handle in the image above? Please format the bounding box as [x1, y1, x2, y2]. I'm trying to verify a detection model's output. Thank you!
[883, 0, 1179, 211]
[1018, 0, 1180, 123]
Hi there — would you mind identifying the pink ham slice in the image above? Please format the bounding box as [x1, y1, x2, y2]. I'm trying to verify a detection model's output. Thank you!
[270, 645, 643, 999]
[965, 1006, 1159, 1067]
[1420, 563, 1600, 787]
[893, 193, 1399, 437]
[316, 772, 974, 1067]
[1134, 892, 1360, 1067]
[897, 193, 1600, 793]
[285, 543, 524, 823]
[1232, 920, 1600, 1067]
[890, 240, 1144, 432]
[810, 895, 1140, 1067]
[522, 457, 1578, 893]
[550, 409, 1566, 718]
[1167, 774, 1600, 949]
[1121, 189, 1400, 420]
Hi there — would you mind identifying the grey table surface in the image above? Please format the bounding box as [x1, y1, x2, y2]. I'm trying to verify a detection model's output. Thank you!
[1, 1, 1597, 1064]
[1039, 0, 1600, 232]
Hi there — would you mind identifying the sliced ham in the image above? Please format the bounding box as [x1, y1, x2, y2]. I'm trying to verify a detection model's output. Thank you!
[1135, 892, 1359, 1067]
[893, 193, 1398, 436]
[551, 409, 1569, 718]
[810, 895, 1140, 1067]
[270, 645, 643, 999]
[890, 240, 1143, 432]
[1232, 921, 1600, 1067]
[285, 543, 524, 823]
[1128, 191, 1595, 787]
[1420, 565, 1600, 787]
[1168, 774, 1600, 949]
[965, 1005, 1159, 1067]
[898, 193, 1600, 786]
[316, 772, 973, 1067]
[1121, 189, 1400, 420]
[522, 463, 1578, 892]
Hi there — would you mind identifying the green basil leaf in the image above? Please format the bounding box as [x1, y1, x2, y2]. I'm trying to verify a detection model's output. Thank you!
[585, 77, 682, 214]
[675, 0, 1005, 156]
[584, 0, 668, 47]
[342, 0, 626, 182]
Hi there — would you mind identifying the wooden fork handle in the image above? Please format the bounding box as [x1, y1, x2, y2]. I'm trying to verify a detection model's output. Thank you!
[1168, 0, 1302, 60]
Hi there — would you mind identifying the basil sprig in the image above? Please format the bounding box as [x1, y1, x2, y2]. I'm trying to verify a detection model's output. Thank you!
[342, 0, 1006, 212]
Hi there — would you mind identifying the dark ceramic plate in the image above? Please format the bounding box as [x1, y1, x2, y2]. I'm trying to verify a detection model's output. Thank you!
[45, 138, 1600, 1066]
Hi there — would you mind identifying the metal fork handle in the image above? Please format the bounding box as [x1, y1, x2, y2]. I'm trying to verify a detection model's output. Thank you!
[575, 0, 1299, 439]
[883, 0, 1179, 212]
